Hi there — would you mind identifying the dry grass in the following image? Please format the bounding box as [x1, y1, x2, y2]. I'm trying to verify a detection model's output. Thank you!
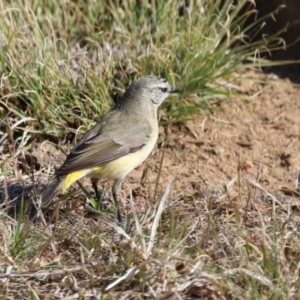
[1, 159, 300, 298]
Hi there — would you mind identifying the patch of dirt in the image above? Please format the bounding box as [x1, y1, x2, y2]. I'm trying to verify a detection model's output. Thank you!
[122, 68, 300, 212]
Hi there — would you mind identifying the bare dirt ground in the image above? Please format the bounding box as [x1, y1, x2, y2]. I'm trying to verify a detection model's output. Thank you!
[127, 68, 300, 214]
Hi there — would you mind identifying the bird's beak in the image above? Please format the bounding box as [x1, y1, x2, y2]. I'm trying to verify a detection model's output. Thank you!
[170, 87, 181, 93]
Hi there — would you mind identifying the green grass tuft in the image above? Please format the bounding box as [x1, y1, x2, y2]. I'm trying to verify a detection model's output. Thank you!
[0, 0, 285, 142]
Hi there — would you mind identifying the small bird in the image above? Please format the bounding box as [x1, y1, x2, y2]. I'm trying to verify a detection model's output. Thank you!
[42, 76, 180, 223]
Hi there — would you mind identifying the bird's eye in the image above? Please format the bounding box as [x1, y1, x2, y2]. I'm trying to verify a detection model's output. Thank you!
[160, 88, 167, 93]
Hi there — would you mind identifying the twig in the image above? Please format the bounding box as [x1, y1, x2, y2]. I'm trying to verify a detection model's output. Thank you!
[146, 180, 173, 257]
[0, 262, 99, 280]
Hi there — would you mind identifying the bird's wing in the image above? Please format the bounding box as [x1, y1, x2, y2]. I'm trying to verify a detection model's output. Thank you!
[55, 125, 151, 176]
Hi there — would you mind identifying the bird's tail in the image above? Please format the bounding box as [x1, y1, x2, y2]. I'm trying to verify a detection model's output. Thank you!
[41, 177, 65, 207]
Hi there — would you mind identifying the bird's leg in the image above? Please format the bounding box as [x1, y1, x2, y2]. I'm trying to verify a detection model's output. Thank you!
[112, 179, 123, 224]
[91, 178, 102, 210]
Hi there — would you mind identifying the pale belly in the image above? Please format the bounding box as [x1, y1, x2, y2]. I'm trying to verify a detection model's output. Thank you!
[91, 135, 157, 180]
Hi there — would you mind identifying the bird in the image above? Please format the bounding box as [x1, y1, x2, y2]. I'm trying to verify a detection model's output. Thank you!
[41, 75, 180, 223]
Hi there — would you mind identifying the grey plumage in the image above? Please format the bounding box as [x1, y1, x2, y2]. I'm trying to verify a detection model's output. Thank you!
[42, 76, 180, 223]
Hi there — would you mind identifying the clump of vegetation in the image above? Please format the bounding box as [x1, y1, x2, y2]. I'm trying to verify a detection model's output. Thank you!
[0, 0, 283, 140]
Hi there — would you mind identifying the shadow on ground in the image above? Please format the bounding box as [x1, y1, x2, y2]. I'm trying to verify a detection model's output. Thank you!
[250, 0, 300, 83]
